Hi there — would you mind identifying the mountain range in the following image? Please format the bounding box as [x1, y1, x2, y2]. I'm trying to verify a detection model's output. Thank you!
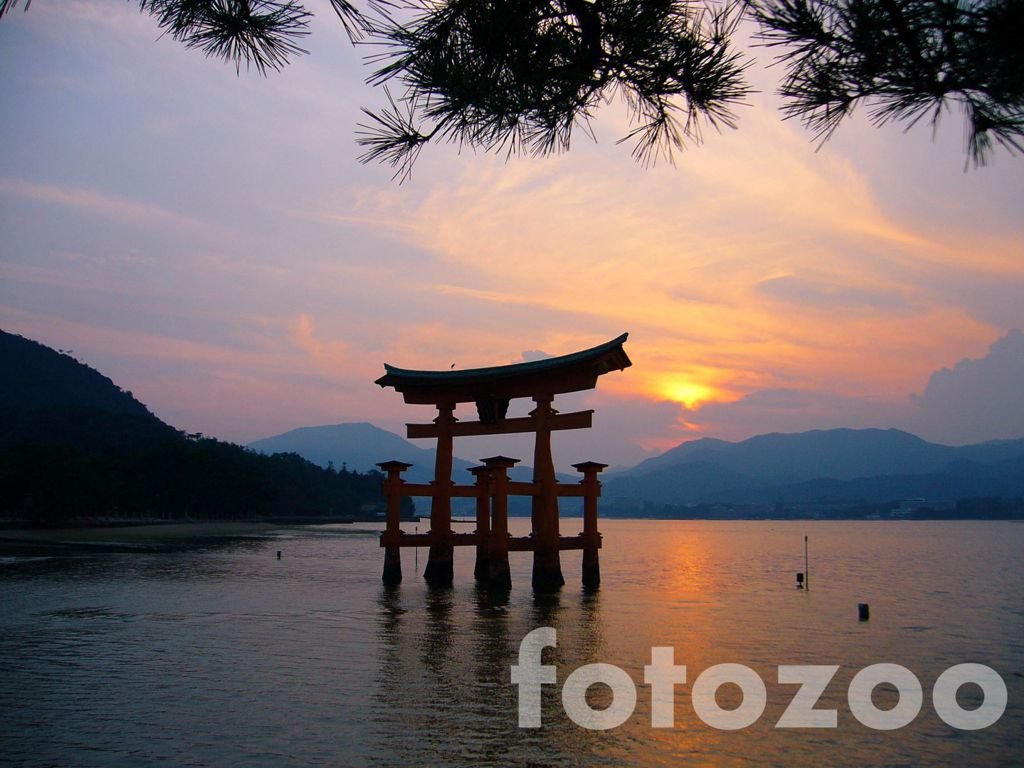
[600, 428, 1024, 508]
[249, 423, 1024, 512]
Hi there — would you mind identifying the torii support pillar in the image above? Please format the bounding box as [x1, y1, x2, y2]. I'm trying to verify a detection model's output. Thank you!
[484, 456, 516, 592]
[424, 403, 456, 587]
[574, 461, 607, 590]
[378, 460, 412, 586]
[531, 395, 564, 592]
[469, 465, 491, 583]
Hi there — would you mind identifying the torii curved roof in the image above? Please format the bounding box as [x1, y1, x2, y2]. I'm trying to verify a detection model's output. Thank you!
[376, 333, 631, 404]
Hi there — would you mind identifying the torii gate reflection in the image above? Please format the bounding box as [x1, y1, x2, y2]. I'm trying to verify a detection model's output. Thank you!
[374, 333, 631, 592]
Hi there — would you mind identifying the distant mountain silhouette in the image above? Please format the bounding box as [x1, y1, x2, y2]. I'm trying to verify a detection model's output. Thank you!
[248, 423, 574, 515]
[249, 422, 469, 482]
[248, 422, 560, 484]
[604, 428, 1024, 507]
[716, 455, 1024, 506]
[622, 428, 960, 482]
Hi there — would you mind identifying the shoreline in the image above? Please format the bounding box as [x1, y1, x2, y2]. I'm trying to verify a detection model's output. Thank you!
[0, 521, 286, 556]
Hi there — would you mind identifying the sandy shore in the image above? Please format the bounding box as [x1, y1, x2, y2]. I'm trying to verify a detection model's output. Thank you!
[0, 521, 280, 554]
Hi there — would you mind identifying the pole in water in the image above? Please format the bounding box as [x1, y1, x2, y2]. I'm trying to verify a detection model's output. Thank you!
[804, 535, 809, 591]
[415, 525, 418, 570]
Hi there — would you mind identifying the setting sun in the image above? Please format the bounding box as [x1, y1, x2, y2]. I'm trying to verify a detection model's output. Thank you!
[661, 380, 718, 409]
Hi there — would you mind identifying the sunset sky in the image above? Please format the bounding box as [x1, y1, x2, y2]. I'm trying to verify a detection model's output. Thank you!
[2, 2, 1023, 470]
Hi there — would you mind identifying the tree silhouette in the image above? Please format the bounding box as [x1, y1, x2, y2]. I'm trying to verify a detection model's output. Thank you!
[356, 0, 750, 179]
[750, 0, 1024, 165]
[0, 330, 409, 524]
[2, 0, 1020, 173]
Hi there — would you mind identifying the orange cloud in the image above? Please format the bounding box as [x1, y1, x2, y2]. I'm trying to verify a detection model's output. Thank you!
[290, 313, 349, 371]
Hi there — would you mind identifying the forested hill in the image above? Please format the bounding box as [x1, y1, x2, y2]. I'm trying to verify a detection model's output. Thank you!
[1, 331, 177, 454]
[0, 329, 409, 525]
[0, 331, 155, 416]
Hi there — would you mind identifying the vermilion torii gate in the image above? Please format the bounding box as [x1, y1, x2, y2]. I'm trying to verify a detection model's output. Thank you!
[374, 333, 631, 591]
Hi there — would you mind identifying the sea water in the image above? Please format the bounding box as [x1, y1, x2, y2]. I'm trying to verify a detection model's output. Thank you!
[2, 520, 1021, 766]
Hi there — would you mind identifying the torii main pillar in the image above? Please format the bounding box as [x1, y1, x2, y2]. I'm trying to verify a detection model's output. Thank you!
[423, 402, 456, 585]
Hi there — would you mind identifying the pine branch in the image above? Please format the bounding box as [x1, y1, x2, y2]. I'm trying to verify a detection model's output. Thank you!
[138, 1, 314, 75]
[356, 87, 434, 181]
[359, 0, 751, 173]
[0, 0, 31, 18]
[752, 0, 1024, 164]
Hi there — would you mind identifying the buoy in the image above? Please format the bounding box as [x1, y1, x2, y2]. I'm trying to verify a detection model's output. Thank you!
[858, 603, 870, 621]
[795, 572, 805, 589]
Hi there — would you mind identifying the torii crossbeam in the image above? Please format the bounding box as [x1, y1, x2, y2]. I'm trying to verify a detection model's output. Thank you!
[375, 333, 631, 592]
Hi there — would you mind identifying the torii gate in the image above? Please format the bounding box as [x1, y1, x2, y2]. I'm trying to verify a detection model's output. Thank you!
[375, 333, 631, 592]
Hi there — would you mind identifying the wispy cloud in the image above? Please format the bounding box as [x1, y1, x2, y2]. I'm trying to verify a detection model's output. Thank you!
[0, 177, 216, 234]
[754, 274, 912, 313]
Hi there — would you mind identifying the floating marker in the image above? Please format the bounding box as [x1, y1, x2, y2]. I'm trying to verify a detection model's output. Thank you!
[804, 535, 809, 591]
[858, 603, 870, 621]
